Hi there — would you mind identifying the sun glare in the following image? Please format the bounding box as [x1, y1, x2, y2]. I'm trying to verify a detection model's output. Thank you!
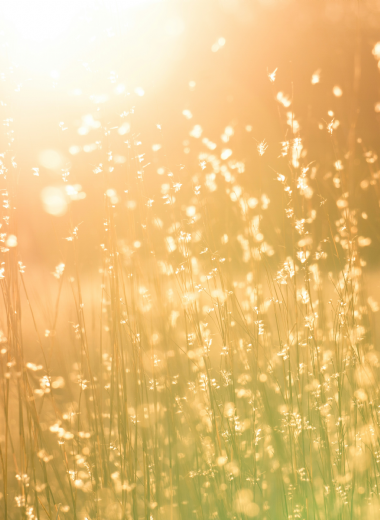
[3, 0, 81, 42]
[2, 0, 163, 75]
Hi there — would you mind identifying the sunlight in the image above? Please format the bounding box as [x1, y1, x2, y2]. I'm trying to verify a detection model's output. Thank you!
[3, 3, 378, 519]
[2, 0, 173, 79]
[3, 0, 80, 42]
[3, 0, 161, 43]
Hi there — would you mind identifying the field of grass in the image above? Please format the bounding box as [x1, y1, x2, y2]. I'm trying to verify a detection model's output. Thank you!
[2, 1, 380, 519]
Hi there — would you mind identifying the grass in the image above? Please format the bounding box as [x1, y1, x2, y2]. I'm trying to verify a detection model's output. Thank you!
[1, 46, 380, 520]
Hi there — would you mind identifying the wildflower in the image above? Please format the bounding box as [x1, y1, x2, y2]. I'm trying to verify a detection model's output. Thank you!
[358, 236, 371, 247]
[257, 140, 268, 156]
[276, 91, 291, 107]
[372, 42, 380, 60]
[268, 68, 277, 82]
[221, 148, 232, 160]
[190, 125, 203, 138]
[311, 69, 321, 84]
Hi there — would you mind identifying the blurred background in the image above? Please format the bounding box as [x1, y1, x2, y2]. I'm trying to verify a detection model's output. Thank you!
[3, 4, 380, 518]
[1, 0, 380, 272]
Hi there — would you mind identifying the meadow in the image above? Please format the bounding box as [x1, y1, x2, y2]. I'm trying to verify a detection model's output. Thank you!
[2, 1, 380, 519]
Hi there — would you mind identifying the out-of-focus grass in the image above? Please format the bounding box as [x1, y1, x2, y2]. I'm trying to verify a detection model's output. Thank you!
[2, 16, 380, 520]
